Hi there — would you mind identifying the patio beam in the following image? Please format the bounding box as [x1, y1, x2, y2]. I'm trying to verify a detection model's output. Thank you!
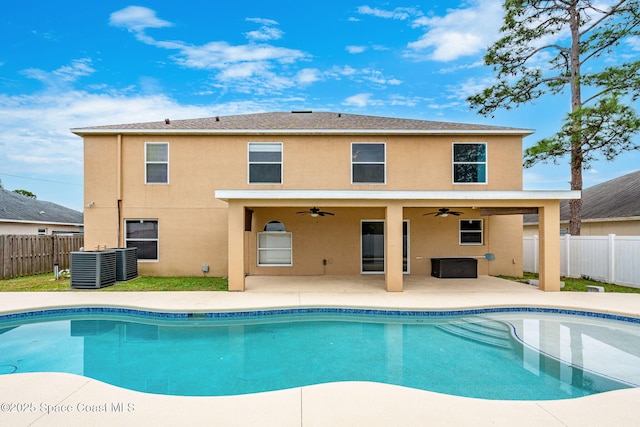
[480, 207, 539, 216]
[385, 202, 404, 292]
[538, 201, 561, 291]
[227, 201, 246, 291]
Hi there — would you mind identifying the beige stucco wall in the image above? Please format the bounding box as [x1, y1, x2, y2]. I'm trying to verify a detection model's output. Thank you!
[83, 133, 525, 278]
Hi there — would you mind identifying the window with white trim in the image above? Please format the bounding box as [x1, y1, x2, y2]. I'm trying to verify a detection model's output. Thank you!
[249, 143, 282, 184]
[257, 228, 292, 266]
[459, 219, 483, 245]
[352, 143, 385, 184]
[125, 219, 159, 260]
[453, 143, 486, 184]
[145, 142, 169, 184]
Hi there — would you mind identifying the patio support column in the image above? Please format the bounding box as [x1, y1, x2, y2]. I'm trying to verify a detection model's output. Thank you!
[538, 201, 561, 291]
[385, 202, 404, 292]
[227, 200, 246, 291]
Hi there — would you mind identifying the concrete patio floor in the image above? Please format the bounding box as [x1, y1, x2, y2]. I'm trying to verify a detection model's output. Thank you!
[1, 275, 640, 426]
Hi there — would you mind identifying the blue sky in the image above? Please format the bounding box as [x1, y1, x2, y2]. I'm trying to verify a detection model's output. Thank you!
[1, 1, 639, 211]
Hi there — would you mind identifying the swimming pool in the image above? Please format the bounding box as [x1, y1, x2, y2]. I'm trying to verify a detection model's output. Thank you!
[1, 307, 639, 400]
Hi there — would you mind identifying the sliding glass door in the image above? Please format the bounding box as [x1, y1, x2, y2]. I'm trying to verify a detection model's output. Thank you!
[361, 220, 409, 274]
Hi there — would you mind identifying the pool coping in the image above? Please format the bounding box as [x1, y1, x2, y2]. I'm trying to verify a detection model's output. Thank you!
[2, 278, 640, 426]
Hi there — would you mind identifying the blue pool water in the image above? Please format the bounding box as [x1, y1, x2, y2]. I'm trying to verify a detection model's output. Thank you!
[1, 307, 639, 400]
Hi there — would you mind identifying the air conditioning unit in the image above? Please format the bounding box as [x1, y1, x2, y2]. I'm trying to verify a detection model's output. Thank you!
[70, 250, 117, 289]
[115, 247, 138, 281]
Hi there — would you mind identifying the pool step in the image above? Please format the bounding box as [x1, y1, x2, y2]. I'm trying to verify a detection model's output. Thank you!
[437, 318, 513, 349]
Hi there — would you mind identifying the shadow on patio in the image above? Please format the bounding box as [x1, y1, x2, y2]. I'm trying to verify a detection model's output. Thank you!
[244, 274, 541, 293]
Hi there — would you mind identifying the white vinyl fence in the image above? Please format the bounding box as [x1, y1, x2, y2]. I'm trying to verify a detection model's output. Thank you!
[524, 234, 640, 288]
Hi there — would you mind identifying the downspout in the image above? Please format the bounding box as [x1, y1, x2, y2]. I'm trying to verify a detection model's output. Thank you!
[117, 134, 123, 248]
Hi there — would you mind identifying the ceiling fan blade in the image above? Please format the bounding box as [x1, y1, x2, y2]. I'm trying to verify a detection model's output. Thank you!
[451, 212, 462, 216]
[323, 212, 335, 216]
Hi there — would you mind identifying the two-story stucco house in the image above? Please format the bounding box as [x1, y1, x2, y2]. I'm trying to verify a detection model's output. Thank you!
[72, 111, 578, 292]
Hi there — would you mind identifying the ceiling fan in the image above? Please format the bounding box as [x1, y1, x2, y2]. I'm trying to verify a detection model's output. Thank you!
[296, 207, 334, 217]
[423, 208, 463, 217]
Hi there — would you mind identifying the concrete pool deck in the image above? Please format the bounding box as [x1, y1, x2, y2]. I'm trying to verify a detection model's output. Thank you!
[1, 275, 640, 426]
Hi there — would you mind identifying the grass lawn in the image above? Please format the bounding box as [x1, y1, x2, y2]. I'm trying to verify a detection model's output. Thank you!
[501, 272, 640, 293]
[3, 272, 639, 293]
[0, 274, 228, 292]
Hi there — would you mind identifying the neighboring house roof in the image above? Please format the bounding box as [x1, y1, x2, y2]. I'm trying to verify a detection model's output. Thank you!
[524, 170, 640, 224]
[72, 111, 533, 136]
[0, 188, 83, 225]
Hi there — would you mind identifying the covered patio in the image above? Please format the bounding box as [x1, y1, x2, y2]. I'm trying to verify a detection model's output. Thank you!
[217, 189, 581, 292]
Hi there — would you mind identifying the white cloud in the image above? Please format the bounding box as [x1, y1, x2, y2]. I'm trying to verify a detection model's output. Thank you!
[346, 45, 367, 54]
[106, 7, 403, 98]
[109, 7, 310, 93]
[173, 41, 308, 70]
[627, 36, 640, 51]
[22, 58, 95, 84]
[342, 93, 385, 108]
[53, 58, 95, 81]
[447, 76, 497, 101]
[325, 66, 401, 88]
[438, 60, 485, 74]
[388, 94, 431, 107]
[245, 18, 284, 41]
[357, 6, 417, 20]
[109, 6, 172, 32]
[407, 0, 503, 62]
[295, 68, 321, 84]
[343, 93, 374, 107]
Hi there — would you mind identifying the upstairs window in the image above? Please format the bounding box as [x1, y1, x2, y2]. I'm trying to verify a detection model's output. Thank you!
[249, 143, 282, 184]
[145, 142, 169, 184]
[460, 219, 483, 245]
[352, 143, 385, 184]
[453, 143, 486, 184]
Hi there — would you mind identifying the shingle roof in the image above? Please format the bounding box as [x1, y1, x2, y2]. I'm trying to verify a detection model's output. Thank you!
[72, 111, 532, 135]
[524, 170, 640, 223]
[0, 188, 83, 225]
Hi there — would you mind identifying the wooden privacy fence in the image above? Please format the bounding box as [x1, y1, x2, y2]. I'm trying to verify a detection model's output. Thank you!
[524, 234, 640, 288]
[0, 235, 84, 279]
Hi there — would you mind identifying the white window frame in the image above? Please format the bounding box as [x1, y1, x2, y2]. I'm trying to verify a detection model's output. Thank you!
[452, 142, 487, 184]
[145, 142, 169, 184]
[248, 142, 283, 184]
[257, 231, 292, 266]
[403, 220, 410, 274]
[351, 142, 386, 185]
[125, 219, 159, 261]
[459, 219, 483, 246]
